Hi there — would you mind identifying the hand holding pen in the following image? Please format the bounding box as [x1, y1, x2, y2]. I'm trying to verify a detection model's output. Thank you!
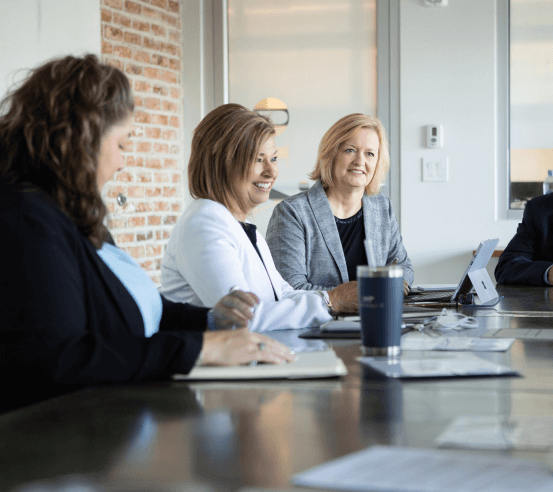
[211, 286, 259, 330]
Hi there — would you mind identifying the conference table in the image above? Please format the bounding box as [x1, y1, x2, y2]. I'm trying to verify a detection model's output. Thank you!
[2, 285, 553, 491]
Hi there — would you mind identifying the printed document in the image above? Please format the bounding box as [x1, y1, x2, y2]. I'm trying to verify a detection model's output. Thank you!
[360, 354, 518, 378]
[483, 328, 553, 340]
[401, 336, 515, 352]
[437, 416, 553, 451]
[293, 445, 553, 492]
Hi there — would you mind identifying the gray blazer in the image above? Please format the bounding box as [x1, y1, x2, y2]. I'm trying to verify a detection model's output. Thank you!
[266, 181, 414, 290]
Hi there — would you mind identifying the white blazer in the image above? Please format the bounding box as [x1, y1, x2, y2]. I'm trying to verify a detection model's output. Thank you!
[160, 199, 332, 332]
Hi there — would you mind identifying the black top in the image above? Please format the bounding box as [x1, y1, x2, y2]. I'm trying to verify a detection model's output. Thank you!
[0, 184, 208, 413]
[335, 208, 367, 281]
[240, 222, 278, 301]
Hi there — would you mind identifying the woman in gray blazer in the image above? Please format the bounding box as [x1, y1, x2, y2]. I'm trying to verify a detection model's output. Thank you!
[266, 114, 413, 296]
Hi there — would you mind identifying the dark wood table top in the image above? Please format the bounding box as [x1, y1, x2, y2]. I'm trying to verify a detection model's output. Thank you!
[3, 284, 553, 492]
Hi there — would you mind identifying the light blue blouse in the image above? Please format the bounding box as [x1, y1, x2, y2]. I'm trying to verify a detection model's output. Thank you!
[97, 243, 162, 337]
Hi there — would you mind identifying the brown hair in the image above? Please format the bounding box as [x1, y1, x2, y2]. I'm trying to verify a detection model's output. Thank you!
[188, 103, 275, 216]
[309, 113, 390, 196]
[0, 54, 134, 247]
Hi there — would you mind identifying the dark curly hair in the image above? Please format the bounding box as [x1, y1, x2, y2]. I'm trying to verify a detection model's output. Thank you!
[0, 54, 134, 247]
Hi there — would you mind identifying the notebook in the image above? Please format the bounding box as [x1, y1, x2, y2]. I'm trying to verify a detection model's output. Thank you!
[299, 308, 443, 339]
[405, 238, 501, 306]
[172, 349, 347, 380]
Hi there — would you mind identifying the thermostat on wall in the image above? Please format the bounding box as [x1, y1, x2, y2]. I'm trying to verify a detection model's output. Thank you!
[426, 125, 444, 148]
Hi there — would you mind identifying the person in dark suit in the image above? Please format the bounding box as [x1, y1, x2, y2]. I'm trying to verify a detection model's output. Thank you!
[0, 55, 293, 413]
[495, 194, 553, 285]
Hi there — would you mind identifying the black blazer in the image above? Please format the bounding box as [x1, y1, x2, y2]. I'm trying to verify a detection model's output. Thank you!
[0, 185, 208, 413]
[495, 193, 553, 285]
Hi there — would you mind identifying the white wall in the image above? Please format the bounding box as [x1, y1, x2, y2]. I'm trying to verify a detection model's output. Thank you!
[0, 0, 101, 100]
[399, 0, 518, 284]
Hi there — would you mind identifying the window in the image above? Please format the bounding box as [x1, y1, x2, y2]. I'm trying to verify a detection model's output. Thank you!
[509, 0, 553, 209]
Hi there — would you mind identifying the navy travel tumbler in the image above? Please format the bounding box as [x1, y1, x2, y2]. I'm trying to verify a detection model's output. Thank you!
[357, 265, 404, 356]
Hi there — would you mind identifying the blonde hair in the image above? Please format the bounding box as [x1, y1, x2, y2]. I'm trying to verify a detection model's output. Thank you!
[309, 113, 390, 196]
[188, 103, 275, 216]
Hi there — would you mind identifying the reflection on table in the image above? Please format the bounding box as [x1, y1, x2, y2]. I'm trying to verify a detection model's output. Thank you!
[3, 285, 553, 491]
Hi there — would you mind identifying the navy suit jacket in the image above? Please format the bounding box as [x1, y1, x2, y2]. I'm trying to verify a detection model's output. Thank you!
[495, 193, 553, 285]
[0, 185, 207, 413]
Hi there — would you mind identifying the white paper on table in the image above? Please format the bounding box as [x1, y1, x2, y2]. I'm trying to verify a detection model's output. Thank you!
[472, 311, 553, 318]
[414, 284, 457, 291]
[360, 354, 518, 378]
[267, 329, 329, 353]
[320, 312, 442, 332]
[482, 328, 553, 340]
[293, 445, 553, 492]
[401, 336, 515, 352]
[436, 416, 553, 451]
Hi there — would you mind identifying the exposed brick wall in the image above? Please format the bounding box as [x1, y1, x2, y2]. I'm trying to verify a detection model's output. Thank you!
[100, 0, 183, 285]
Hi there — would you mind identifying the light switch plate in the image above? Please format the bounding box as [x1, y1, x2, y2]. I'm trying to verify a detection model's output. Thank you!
[422, 158, 449, 182]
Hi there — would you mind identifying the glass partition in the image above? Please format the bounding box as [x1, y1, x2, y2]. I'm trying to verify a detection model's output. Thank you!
[228, 0, 377, 232]
[509, 0, 553, 209]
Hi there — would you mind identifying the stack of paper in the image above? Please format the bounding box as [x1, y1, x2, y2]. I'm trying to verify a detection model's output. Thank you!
[414, 284, 457, 291]
[360, 354, 518, 378]
[483, 328, 553, 340]
[401, 336, 515, 352]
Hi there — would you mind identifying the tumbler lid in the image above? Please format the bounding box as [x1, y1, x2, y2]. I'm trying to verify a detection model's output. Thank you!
[357, 265, 403, 278]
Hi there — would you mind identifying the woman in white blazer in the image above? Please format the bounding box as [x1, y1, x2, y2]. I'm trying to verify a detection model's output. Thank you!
[160, 104, 357, 332]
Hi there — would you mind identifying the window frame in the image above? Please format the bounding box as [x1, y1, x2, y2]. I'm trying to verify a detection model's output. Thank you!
[499, 0, 523, 221]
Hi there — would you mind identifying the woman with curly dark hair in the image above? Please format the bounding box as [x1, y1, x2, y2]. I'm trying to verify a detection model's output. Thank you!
[0, 55, 293, 413]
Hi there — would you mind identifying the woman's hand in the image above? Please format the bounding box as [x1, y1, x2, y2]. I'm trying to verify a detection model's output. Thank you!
[328, 279, 409, 312]
[201, 328, 296, 366]
[212, 289, 259, 330]
[328, 281, 358, 314]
